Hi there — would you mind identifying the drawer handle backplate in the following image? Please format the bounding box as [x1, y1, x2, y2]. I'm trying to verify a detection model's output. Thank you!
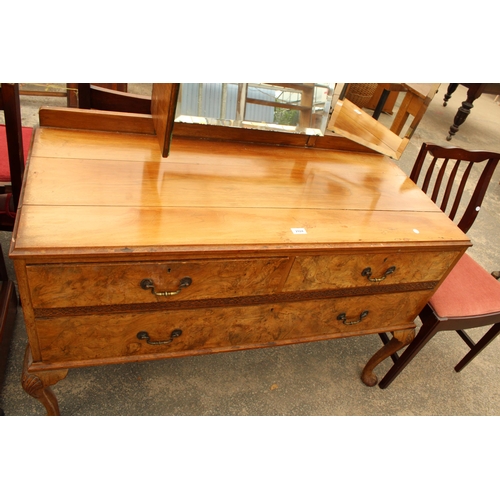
[337, 310, 369, 326]
[137, 329, 183, 345]
[140, 277, 192, 296]
[361, 266, 396, 282]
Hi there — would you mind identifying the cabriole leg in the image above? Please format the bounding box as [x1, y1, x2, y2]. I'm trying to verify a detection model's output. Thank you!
[361, 328, 415, 387]
[21, 344, 68, 416]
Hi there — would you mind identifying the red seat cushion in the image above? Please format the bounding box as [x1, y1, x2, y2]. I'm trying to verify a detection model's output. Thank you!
[429, 252, 500, 318]
[0, 124, 33, 182]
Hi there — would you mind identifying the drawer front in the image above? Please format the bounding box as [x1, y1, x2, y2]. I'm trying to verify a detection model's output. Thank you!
[283, 250, 460, 292]
[35, 290, 431, 364]
[27, 257, 290, 308]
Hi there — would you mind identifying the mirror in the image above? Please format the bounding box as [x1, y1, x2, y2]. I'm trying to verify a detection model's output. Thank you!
[327, 83, 440, 159]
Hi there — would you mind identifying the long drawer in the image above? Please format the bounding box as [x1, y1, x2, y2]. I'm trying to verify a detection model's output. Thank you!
[35, 290, 431, 365]
[283, 250, 460, 291]
[26, 257, 291, 308]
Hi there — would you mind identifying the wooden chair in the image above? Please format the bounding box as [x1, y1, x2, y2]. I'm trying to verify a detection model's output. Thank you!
[378, 142, 500, 388]
[0, 83, 23, 413]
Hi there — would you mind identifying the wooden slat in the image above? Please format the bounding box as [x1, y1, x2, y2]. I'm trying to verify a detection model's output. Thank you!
[38, 107, 156, 135]
[246, 97, 310, 111]
[265, 83, 315, 91]
[19, 91, 67, 98]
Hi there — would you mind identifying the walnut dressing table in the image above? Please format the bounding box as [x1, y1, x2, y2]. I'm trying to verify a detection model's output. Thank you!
[11, 94, 470, 415]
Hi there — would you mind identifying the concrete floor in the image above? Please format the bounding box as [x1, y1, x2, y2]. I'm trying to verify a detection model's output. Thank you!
[2, 83, 500, 416]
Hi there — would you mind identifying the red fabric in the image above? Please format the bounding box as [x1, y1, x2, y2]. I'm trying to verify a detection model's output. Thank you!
[0, 124, 33, 182]
[430, 252, 500, 318]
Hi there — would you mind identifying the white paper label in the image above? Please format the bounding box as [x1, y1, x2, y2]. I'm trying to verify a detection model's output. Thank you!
[291, 228, 307, 234]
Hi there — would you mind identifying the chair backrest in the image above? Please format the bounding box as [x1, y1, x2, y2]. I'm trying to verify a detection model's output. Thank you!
[410, 142, 500, 234]
[0, 83, 25, 214]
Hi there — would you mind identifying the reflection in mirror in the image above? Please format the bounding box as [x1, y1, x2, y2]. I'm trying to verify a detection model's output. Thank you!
[175, 83, 336, 136]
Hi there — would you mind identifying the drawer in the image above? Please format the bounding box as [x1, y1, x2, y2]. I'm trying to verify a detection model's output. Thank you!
[283, 250, 460, 292]
[35, 290, 431, 365]
[27, 257, 290, 308]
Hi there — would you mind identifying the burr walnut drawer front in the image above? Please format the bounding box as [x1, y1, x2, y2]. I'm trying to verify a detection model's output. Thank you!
[26, 257, 291, 309]
[35, 289, 431, 364]
[282, 250, 461, 292]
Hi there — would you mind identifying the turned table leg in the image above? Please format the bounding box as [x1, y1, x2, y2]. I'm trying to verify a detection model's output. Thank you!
[361, 328, 415, 387]
[446, 83, 485, 141]
[442, 83, 459, 107]
[21, 344, 68, 416]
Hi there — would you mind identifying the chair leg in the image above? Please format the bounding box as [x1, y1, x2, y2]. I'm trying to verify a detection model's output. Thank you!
[454, 323, 500, 372]
[378, 307, 442, 389]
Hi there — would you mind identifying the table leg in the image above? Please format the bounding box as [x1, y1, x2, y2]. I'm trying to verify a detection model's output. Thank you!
[443, 83, 459, 107]
[372, 89, 390, 120]
[446, 84, 485, 141]
[361, 328, 415, 387]
[21, 344, 68, 416]
[446, 100, 475, 141]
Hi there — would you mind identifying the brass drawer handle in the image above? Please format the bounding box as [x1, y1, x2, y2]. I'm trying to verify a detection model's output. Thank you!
[137, 329, 183, 345]
[337, 310, 369, 326]
[140, 277, 192, 296]
[361, 266, 396, 282]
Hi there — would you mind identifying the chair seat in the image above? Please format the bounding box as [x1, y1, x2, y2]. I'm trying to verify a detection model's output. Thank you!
[0, 124, 33, 182]
[430, 252, 500, 318]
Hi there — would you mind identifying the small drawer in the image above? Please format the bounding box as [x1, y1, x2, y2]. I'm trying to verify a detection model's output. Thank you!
[283, 250, 460, 292]
[27, 257, 290, 308]
[35, 290, 431, 365]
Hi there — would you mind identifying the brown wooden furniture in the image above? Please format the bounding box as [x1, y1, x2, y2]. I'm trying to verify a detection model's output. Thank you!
[0, 83, 22, 413]
[329, 83, 439, 160]
[10, 86, 471, 415]
[443, 83, 500, 140]
[378, 142, 500, 388]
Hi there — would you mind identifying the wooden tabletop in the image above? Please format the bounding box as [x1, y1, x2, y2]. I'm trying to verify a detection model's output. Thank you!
[11, 127, 470, 257]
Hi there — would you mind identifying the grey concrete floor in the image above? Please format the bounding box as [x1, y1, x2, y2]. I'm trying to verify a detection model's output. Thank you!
[2, 83, 500, 416]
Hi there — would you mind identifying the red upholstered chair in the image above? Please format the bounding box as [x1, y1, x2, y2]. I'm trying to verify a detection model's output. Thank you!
[378, 142, 500, 388]
[0, 83, 32, 230]
[0, 83, 26, 413]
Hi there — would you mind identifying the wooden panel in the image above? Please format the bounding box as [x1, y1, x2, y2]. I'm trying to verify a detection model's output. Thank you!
[27, 258, 291, 308]
[30, 127, 391, 166]
[13, 205, 469, 254]
[31, 127, 162, 162]
[22, 154, 439, 212]
[151, 83, 180, 157]
[283, 250, 461, 291]
[35, 290, 431, 366]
